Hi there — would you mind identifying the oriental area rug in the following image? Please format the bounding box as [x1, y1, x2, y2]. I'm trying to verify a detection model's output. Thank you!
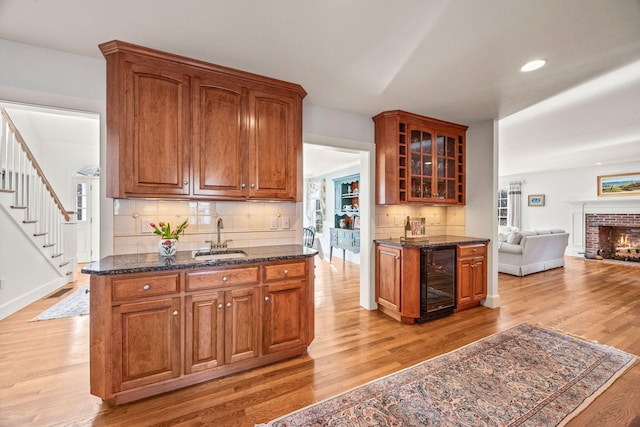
[31, 285, 90, 321]
[260, 323, 637, 427]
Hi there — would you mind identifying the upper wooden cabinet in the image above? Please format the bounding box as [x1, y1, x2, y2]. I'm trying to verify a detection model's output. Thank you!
[373, 110, 467, 205]
[100, 40, 306, 201]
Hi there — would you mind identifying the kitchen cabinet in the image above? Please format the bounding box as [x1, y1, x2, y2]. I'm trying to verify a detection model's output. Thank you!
[262, 261, 308, 353]
[89, 256, 314, 405]
[374, 243, 420, 324]
[456, 243, 487, 311]
[373, 110, 467, 205]
[100, 40, 306, 201]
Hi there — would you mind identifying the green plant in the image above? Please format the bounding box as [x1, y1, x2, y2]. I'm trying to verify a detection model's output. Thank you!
[150, 219, 189, 240]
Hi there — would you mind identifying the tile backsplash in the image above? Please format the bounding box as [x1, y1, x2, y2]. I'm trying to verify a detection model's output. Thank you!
[113, 199, 300, 255]
[374, 205, 465, 239]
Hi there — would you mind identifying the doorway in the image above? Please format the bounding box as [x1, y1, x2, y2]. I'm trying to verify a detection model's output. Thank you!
[74, 168, 100, 262]
[303, 136, 376, 310]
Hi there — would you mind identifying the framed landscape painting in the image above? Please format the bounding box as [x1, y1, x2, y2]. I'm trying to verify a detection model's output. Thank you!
[598, 172, 640, 197]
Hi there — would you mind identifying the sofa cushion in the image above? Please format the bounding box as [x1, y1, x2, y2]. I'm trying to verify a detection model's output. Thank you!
[520, 231, 536, 237]
[498, 233, 509, 242]
[535, 229, 551, 235]
[550, 229, 566, 234]
[507, 231, 523, 244]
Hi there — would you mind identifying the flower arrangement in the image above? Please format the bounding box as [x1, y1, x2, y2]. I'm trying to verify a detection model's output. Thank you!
[150, 219, 189, 240]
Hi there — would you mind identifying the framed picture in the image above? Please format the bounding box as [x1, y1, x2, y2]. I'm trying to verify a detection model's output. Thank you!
[597, 172, 640, 197]
[353, 215, 360, 229]
[528, 194, 545, 206]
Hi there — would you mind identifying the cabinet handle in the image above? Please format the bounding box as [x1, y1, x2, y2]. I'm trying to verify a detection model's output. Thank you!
[241, 183, 246, 189]
[143, 284, 150, 291]
[265, 296, 270, 302]
[222, 276, 228, 282]
[183, 180, 189, 186]
[172, 310, 178, 316]
[472, 249, 478, 252]
[226, 302, 232, 308]
[251, 183, 255, 188]
[217, 303, 223, 309]
[395, 256, 400, 260]
[283, 269, 289, 275]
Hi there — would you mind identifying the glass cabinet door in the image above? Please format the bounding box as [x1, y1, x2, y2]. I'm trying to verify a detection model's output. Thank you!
[409, 128, 459, 202]
[409, 129, 433, 200]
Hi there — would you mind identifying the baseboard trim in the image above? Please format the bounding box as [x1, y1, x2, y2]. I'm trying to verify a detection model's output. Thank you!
[0, 276, 71, 320]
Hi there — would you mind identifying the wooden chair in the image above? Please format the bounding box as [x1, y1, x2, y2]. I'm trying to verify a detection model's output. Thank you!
[303, 226, 316, 248]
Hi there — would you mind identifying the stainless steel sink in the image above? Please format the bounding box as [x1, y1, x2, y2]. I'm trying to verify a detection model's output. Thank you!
[192, 250, 248, 261]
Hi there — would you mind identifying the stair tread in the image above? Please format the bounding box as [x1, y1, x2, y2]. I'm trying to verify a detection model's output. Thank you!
[33, 232, 47, 237]
[23, 220, 38, 224]
[10, 205, 27, 209]
[0, 189, 15, 193]
[51, 253, 63, 258]
[42, 243, 56, 248]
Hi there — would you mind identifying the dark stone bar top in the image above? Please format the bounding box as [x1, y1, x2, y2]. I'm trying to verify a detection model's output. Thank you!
[81, 244, 317, 276]
[374, 235, 490, 248]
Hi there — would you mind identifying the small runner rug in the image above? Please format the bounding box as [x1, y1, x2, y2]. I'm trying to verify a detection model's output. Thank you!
[31, 285, 89, 321]
[260, 323, 637, 427]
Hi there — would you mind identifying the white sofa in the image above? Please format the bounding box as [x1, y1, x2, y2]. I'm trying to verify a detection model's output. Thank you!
[498, 229, 570, 276]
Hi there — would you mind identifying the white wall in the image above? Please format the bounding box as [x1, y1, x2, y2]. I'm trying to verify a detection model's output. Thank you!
[499, 160, 640, 234]
[466, 120, 499, 308]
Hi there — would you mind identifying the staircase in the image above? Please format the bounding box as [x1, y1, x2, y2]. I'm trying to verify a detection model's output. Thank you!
[1, 107, 76, 317]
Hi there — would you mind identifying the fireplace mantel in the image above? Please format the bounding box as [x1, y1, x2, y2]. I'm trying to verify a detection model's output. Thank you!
[568, 199, 640, 256]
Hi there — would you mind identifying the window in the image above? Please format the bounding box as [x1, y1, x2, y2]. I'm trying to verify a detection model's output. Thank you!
[498, 188, 508, 226]
[76, 183, 87, 222]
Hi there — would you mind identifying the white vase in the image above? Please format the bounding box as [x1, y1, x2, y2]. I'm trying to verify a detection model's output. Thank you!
[159, 239, 178, 256]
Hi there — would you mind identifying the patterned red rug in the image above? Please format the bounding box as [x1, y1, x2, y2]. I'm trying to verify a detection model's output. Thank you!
[260, 324, 637, 426]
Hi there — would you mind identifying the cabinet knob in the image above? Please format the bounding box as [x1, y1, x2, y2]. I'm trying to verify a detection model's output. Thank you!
[172, 310, 178, 316]
[395, 256, 400, 260]
[283, 269, 289, 275]
[265, 296, 270, 302]
[226, 302, 232, 308]
[143, 284, 150, 291]
[217, 303, 223, 309]
[183, 180, 189, 186]
[222, 276, 228, 282]
[241, 183, 246, 189]
[251, 183, 255, 189]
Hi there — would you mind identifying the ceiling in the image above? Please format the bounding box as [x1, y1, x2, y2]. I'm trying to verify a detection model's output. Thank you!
[1, 0, 640, 176]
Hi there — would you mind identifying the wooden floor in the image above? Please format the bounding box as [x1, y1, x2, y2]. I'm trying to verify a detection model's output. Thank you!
[1, 256, 639, 426]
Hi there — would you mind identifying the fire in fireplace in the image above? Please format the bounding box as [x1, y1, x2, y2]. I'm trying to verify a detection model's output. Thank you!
[585, 213, 640, 263]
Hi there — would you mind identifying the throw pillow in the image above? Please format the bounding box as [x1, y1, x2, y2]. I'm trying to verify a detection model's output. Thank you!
[507, 231, 523, 245]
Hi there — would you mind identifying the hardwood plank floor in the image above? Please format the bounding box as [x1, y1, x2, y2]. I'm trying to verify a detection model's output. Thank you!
[1, 256, 639, 426]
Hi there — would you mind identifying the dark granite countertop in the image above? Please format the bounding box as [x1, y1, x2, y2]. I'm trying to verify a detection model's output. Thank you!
[81, 244, 317, 276]
[374, 235, 490, 248]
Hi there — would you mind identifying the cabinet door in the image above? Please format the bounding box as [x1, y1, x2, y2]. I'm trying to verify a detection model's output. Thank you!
[471, 256, 487, 301]
[123, 59, 191, 196]
[185, 292, 225, 374]
[376, 245, 402, 312]
[248, 89, 299, 200]
[457, 257, 474, 307]
[263, 280, 306, 354]
[407, 127, 434, 202]
[225, 287, 260, 364]
[433, 132, 460, 203]
[192, 74, 248, 198]
[112, 298, 181, 392]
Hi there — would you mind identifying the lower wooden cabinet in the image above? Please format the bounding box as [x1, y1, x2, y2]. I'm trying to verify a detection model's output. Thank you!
[112, 297, 181, 392]
[456, 243, 488, 311]
[89, 257, 314, 405]
[375, 243, 421, 324]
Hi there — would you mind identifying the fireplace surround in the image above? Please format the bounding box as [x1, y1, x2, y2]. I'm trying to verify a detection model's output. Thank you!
[585, 213, 640, 262]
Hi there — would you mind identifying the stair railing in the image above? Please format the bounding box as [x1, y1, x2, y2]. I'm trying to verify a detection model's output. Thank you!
[0, 107, 76, 259]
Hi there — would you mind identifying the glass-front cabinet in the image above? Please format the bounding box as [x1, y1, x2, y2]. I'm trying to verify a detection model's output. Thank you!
[374, 110, 467, 205]
[408, 128, 459, 203]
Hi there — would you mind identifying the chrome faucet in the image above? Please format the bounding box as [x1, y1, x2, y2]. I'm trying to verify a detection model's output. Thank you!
[206, 217, 231, 250]
[216, 217, 224, 247]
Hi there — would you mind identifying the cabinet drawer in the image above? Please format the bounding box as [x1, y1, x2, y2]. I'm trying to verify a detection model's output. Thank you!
[458, 244, 486, 258]
[112, 274, 180, 302]
[186, 266, 260, 291]
[263, 262, 306, 282]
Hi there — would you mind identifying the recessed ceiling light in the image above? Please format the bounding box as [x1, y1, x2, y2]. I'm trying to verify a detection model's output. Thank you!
[520, 59, 547, 72]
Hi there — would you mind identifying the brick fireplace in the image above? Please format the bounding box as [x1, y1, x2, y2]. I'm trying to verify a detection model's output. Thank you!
[585, 213, 640, 261]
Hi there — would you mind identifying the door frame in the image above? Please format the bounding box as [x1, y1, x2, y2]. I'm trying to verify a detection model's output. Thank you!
[303, 133, 376, 310]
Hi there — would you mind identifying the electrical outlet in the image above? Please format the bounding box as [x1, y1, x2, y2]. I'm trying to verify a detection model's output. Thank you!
[269, 217, 278, 229]
[141, 219, 154, 233]
[282, 217, 290, 229]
